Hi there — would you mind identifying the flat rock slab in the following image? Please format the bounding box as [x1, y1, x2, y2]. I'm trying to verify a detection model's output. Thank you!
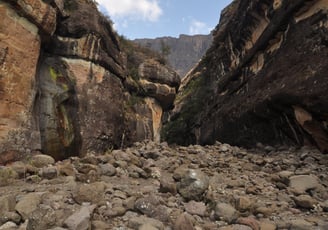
[289, 175, 320, 195]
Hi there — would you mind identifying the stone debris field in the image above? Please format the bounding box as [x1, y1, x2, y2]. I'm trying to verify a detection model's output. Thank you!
[0, 141, 327, 230]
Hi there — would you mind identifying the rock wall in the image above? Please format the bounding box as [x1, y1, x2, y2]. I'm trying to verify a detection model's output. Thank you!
[0, 0, 55, 161]
[0, 0, 180, 162]
[163, 0, 328, 153]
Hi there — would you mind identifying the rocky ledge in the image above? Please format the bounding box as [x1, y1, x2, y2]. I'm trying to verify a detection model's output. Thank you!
[0, 141, 327, 229]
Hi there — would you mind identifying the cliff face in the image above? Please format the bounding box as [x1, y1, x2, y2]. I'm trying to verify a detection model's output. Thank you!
[134, 34, 213, 78]
[0, 0, 180, 162]
[0, 0, 56, 161]
[163, 0, 328, 153]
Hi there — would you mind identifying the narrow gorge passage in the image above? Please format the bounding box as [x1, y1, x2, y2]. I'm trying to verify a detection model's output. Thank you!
[0, 0, 328, 229]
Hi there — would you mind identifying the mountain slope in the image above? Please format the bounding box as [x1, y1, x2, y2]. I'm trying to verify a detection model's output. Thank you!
[134, 34, 212, 78]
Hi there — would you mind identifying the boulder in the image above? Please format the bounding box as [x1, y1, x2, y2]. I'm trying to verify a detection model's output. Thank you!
[31, 154, 55, 168]
[0, 211, 21, 225]
[177, 169, 209, 201]
[289, 175, 320, 195]
[184, 201, 207, 217]
[63, 205, 96, 230]
[0, 195, 16, 215]
[27, 205, 57, 230]
[0, 221, 17, 229]
[293, 195, 318, 209]
[128, 216, 164, 230]
[134, 195, 170, 223]
[39, 166, 58, 180]
[73, 182, 106, 204]
[15, 193, 42, 220]
[214, 203, 238, 224]
[173, 213, 196, 230]
[289, 219, 314, 230]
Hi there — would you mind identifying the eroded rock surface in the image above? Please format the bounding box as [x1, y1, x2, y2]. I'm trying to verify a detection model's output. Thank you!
[0, 1, 43, 159]
[0, 0, 180, 161]
[163, 0, 328, 153]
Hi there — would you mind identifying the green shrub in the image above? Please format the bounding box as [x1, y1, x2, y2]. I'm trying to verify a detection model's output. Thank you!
[0, 167, 18, 186]
[162, 73, 212, 145]
[64, 0, 78, 11]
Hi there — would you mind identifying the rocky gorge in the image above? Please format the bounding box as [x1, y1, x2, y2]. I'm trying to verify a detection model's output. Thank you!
[1, 0, 328, 229]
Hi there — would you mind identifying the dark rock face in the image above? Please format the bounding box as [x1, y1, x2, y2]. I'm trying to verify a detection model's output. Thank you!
[134, 34, 213, 78]
[35, 0, 127, 160]
[37, 57, 82, 160]
[163, 0, 328, 153]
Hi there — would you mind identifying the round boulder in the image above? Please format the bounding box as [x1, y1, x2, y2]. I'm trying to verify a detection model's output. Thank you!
[177, 169, 209, 201]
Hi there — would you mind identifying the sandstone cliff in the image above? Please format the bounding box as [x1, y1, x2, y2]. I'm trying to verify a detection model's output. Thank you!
[134, 34, 213, 78]
[163, 0, 328, 153]
[0, 0, 180, 162]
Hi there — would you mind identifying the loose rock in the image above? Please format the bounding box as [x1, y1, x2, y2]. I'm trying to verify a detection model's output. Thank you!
[64, 205, 96, 230]
[177, 169, 209, 201]
[15, 193, 41, 220]
[174, 213, 196, 230]
[184, 201, 207, 217]
[214, 203, 238, 224]
[0, 141, 326, 229]
[293, 195, 318, 209]
[288, 175, 320, 195]
[30, 154, 55, 168]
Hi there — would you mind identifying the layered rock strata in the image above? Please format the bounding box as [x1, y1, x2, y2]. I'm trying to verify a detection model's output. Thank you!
[0, 0, 180, 162]
[163, 0, 328, 153]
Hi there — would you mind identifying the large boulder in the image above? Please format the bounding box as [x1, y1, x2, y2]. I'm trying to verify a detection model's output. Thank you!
[163, 0, 328, 153]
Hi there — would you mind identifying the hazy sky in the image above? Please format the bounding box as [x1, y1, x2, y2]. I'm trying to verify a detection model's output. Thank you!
[96, 0, 233, 39]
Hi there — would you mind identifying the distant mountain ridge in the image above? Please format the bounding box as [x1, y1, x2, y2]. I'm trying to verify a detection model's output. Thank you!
[134, 34, 213, 78]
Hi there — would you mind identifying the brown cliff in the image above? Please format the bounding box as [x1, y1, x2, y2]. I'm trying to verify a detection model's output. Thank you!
[163, 0, 328, 153]
[0, 0, 180, 162]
